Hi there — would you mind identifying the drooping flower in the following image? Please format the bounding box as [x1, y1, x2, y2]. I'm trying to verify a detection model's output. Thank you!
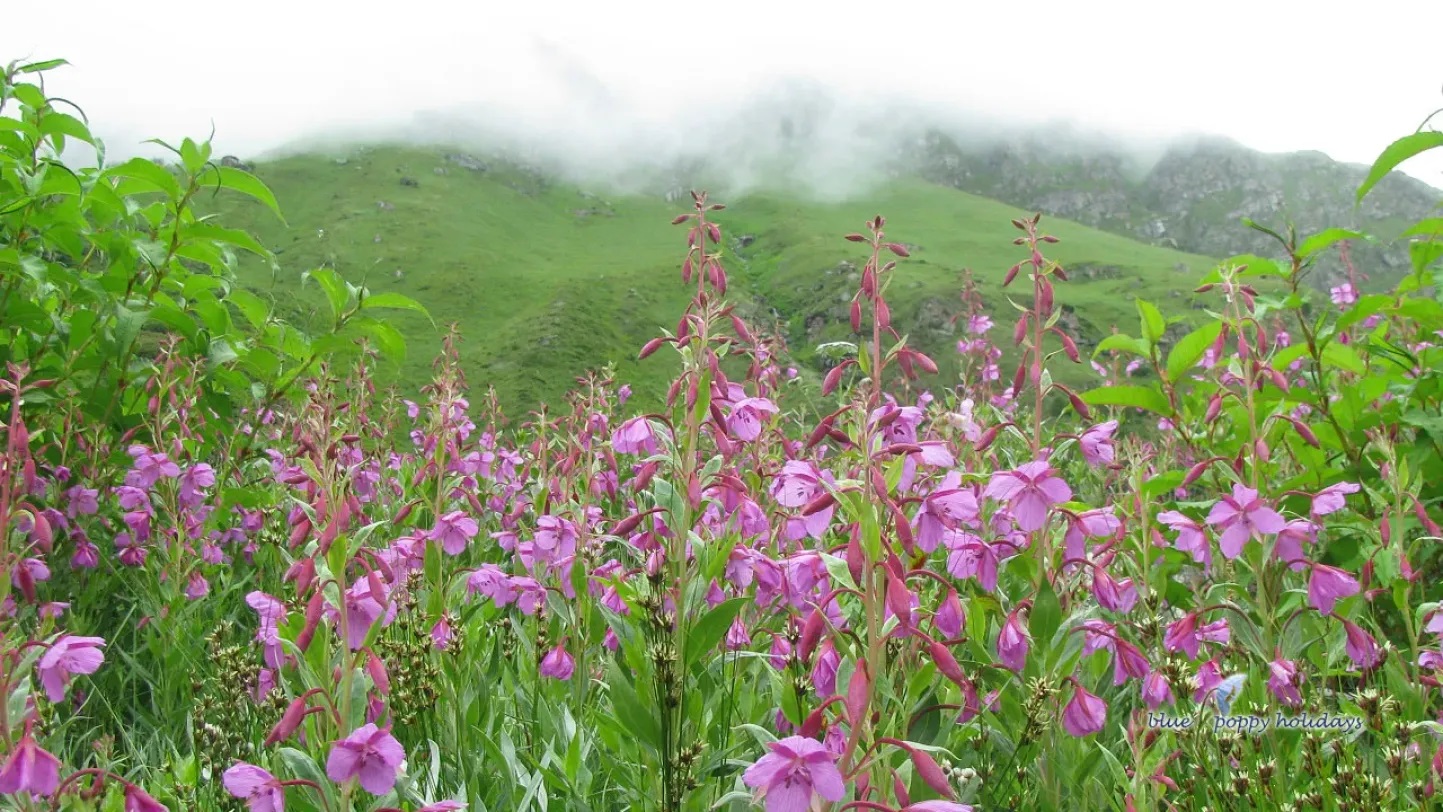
[326, 723, 406, 795]
[539, 645, 575, 680]
[37, 634, 106, 702]
[1079, 421, 1118, 467]
[741, 735, 846, 812]
[1341, 619, 1383, 670]
[223, 763, 285, 812]
[122, 786, 167, 812]
[984, 461, 1071, 532]
[1266, 658, 1302, 707]
[611, 416, 658, 455]
[997, 607, 1031, 672]
[1205, 485, 1286, 559]
[1311, 482, 1360, 516]
[1162, 613, 1201, 660]
[1062, 683, 1107, 737]
[1141, 671, 1174, 709]
[1307, 564, 1360, 616]
[0, 728, 61, 797]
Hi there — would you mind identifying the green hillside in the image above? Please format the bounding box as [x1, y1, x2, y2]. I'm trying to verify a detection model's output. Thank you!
[212, 144, 1218, 411]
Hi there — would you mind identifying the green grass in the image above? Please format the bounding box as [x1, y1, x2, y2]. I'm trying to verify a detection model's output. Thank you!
[212, 144, 1219, 412]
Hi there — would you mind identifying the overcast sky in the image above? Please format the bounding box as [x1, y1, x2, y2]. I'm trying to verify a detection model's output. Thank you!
[6, 0, 1443, 188]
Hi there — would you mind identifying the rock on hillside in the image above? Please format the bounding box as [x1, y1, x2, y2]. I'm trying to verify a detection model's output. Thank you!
[905, 130, 1441, 289]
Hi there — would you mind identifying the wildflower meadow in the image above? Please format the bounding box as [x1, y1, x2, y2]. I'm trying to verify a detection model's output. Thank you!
[2, 57, 1443, 812]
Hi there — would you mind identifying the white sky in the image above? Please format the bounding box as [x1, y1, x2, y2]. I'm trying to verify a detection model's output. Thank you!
[5, 0, 1443, 187]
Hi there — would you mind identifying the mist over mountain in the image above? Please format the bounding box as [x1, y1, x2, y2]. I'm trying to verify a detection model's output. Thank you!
[239, 80, 1440, 291]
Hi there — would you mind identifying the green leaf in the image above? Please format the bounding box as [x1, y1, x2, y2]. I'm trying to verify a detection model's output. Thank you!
[228, 289, 270, 330]
[684, 597, 748, 668]
[1165, 320, 1222, 382]
[303, 267, 349, 323]
[1358, 131, 1443, 202]
[104, 157, 181, 198]
[18, 59, 69, 74]
[1030, 578, 1062, 652]
[1136, 299, 1166, 345]
[1079, 384, 1171, 415]
[1092, 333, 1148, 358]
[200, 164, 286, 223]
[183, 221, 270, 257]
[360, 290, 432, 322]
[1298, 228, 1369, 259]
[1401, 218, 1443, 239]
[1321, 343, 1367, 375]
[605, 667, 661, 750]
[350, 316, 406, 363]
[38, 112, 94, 145]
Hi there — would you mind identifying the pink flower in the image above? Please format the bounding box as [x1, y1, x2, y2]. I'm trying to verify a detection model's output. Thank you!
[1342, 619, 1382, 670]
[984, 461, 1071, 532]
[326, 723, 406, 795]
[1157, 510, 1210, 569]
[1092, 568, 1137, 614]
[611, 417, 658, 455]
[418, 803, 467, 812]
[1307, 564, 1360, 616]
[1311, 482, 1360, 516]
[539, 645, 575, 680]
[1062, 683, 1107, 737]
[904, 803, 975, 812]
[997, 607, 1031, 672]
[223, 763, 284, 812]
[741, 736, 846, 812]
[1205, 485, 1286, 559]
[38, 635, 105, 702]
[0, 729, 61, 797]
[1267, 658, 1302, 707]
[727, 397, 779, 442]
[429, 511, 478, 556]
[123, 785, 168, 812]
[771, 461, 821, 508]
[1079, 421, 1118, 467]
[1329, 282, 1358, 307]
[1162, 613, 1201, 660]
[1142, 671, 1174, 709]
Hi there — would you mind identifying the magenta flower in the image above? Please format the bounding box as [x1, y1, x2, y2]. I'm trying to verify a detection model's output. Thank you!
[1062, 683, 1107, 737]
[539, 645, 575, 680]
[1157, 510, 1210, 569]
[1092, 568, 1137, 614]
[1078, 420, 1118, 467]
[984, 461, 1071, 532]
[1267, 658, 1302, 707]
[429, 511, 478, 556]
[1205, 484, 1286, 559]
[1162, 613, 1201, 660]
[38, 635, 105, 702]
[1342, 619, 1382, 670]
[418, 803, 467, 812]
[326, 723, 405, 795]
[0, 728, 61, 797]
[771, 461, 822, 509]
[1141, 671, 1174, 709]
[123, 785, 168, 812]
[1311, 482, 1360, 516]
[727, 397, 779, 442]
[935, 588, 965, 640]
[223, 763, 284, 812]
[741, 735, 846, 812]
[997, 607, 1031, 672]
[1307, 564, 1360, 616]
[611, 416, 658, 455]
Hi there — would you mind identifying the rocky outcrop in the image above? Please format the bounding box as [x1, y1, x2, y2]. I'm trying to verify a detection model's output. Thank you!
[905, 130, 1442, 289]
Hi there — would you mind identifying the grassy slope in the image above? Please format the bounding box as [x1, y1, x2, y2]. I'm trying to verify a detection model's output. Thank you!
[214, 145, 1217, 412]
